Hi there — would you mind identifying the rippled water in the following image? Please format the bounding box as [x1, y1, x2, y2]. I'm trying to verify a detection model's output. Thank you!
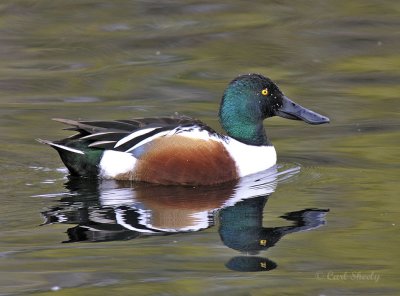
[0, 1, 399, 295]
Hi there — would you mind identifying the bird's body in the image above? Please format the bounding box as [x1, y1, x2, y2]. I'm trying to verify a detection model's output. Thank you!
[38, 74, 329, 185]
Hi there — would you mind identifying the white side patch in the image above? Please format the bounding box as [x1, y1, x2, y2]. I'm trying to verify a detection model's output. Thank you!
[114, 127, 158, 148]
[222, 138, 276, 177]
[99, 150, 137, 179]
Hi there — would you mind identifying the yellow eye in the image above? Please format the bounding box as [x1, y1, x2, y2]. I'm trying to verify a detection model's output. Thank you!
[261, 88, 269, 96]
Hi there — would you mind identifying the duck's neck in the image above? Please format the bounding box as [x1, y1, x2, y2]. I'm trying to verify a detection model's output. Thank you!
[219, 115, 271, 146]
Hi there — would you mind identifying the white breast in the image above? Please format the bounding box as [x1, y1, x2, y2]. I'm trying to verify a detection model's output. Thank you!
[222, 138, 277, 177]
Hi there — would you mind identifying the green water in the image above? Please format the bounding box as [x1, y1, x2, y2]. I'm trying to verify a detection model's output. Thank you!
[0, 1, 399, 295]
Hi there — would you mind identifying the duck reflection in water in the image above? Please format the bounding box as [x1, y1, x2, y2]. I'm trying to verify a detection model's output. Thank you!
[41, 165, 328, 272]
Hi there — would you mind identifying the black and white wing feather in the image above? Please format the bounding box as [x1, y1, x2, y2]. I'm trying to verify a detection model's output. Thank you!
[52, 115, 217, 152]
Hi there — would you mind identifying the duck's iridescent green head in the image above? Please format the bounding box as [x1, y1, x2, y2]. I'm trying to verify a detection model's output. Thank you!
[219, 74, 329, 146]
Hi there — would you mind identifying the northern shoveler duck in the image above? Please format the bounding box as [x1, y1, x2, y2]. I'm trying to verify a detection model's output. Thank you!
[38, 74, 329, 186]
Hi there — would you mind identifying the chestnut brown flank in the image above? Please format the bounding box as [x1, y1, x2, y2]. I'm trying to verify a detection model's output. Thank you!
[121, 135, 238, 185]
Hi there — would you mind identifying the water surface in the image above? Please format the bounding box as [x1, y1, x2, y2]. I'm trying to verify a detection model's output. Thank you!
[0, 1, 399, 295]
